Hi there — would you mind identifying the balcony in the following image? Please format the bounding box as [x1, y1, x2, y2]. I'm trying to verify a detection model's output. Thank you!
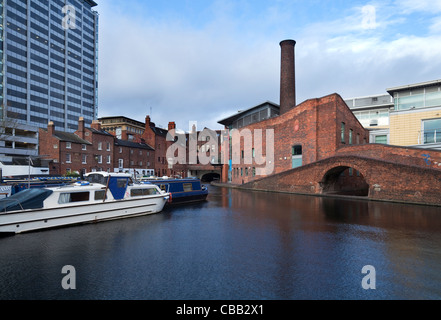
[420, 129, 441, 144]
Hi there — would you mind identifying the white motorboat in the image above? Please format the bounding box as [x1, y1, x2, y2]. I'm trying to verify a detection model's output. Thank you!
[0, 172, 170, 234]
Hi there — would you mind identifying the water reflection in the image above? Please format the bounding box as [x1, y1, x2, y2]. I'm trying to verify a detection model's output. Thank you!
[0, 185, 440, 300]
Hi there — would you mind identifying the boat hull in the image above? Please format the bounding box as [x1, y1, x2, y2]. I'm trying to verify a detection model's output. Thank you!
[0, 195, 167, 234]
[169, 192, 208, 204]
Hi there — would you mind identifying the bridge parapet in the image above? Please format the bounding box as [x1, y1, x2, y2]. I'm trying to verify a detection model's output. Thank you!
[336, 144, 441, 170]
[239, 155, 441, 207]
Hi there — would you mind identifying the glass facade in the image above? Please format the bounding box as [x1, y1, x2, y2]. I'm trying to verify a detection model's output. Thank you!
[352, 108, 390, 127]
[394, 86, 441, 111]
[1, 0, 98, 158]
[423, 119, 441, 144]
[228, 105, 279, 130]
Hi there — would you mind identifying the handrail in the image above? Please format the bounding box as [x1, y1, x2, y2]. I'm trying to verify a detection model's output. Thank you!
[0, 199, 24, 213]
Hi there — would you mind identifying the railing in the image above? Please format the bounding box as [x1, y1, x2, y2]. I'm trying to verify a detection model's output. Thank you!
[420, 129, 441, 144]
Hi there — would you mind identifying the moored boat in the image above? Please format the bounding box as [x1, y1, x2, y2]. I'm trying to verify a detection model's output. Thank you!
[139, 177, 208, 204]
[0, 172, 169, 234]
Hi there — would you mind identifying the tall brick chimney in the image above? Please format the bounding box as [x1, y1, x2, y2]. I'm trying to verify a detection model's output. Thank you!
[279, 39, 296, 115]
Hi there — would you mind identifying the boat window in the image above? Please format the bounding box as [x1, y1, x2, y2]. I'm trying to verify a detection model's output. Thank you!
[183, 183, 193, 192]
[130, 188, 159, 197]
[58, 192, 90, 204]
[117, 179, 128, 188]
[94, 190, 106, 201]
[86, 174, 108, 185]
[160, 184, 167, 192]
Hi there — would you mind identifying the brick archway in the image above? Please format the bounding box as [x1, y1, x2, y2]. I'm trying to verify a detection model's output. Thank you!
[319, 165, 369, 196]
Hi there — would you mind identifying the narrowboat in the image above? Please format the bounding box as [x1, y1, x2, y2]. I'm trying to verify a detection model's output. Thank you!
[140, 177, 208, 204]
[0, 172, 169, 234]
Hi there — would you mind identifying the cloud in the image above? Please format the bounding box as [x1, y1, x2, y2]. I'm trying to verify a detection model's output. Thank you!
[98, 3, 280, 130]
[97, 1, 441, 132]
[395, 0, 441, 14]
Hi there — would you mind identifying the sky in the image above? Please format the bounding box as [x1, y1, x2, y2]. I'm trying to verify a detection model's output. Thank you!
[96, 0, 441, 131]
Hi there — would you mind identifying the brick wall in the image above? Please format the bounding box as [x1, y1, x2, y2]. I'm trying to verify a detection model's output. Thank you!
[228, 93, 369, 184]
[240, 155, 441, 206]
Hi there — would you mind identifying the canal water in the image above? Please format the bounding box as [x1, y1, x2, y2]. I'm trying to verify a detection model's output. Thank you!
[0, 185, 440, 300]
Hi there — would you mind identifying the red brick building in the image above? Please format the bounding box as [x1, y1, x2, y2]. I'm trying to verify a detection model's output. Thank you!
[75, 118, 115, 174]
[216, 39, 441, 206]
[218, 40, 369, 184]
[114, 139, 155, 176]
[142, 116, 170, 177]
[40, 117, 155, 176]
[39, 121, 93, 175]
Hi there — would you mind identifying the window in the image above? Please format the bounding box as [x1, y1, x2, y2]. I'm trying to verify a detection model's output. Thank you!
[183, 183, 193, 192]
[252, 167, 256, 177]
[66, 142, 71, 149]
[107, 142, 111, 151]
[94, 190, 106, 201]
[118, 159, 124, 169]
[107, 155, 111, 164]
[119, 147, 122, 153]
[58, 192, 90, 204]
[341, 123, 346, 143]
[82, 154, 87, 164]
[98, 142, 102, 150]
[117, 179, 128, 189]
[97, 155, 102, 164]
[349, 129, 353, 145]
[130, 188, 157, 196]
[66, 153, 71, 163]
[423, 119, 441, 144]
[292, 145, 302, 156]
[375, 135, 388, 144]
[292, 145, 303, 169]
[82, 144, 87, 150]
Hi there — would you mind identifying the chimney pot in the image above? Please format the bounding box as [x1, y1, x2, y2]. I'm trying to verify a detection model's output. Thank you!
[48, 121, 55, 135]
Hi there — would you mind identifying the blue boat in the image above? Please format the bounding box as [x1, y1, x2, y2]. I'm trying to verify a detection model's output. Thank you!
[140, 178, 208, 204]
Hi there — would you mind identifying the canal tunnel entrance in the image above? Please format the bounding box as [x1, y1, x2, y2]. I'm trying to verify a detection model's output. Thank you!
[321, 166, 369, 197]
[201, 173, 220, 182]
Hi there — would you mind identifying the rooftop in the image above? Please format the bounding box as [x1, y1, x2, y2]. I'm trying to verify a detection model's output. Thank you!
[43, 129, 92, 145]
[387, 79, 441, 95]
[115, 139, 154, 150]
[218, 101, 279, 126]
[85, 0, 98, 7]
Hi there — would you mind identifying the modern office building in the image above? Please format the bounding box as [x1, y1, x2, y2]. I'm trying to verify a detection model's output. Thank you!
[0, 0, 99, 161]
[344, 94, 394, 144]
[345, 79, 441, 150]
[387, 79, 441, 149]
